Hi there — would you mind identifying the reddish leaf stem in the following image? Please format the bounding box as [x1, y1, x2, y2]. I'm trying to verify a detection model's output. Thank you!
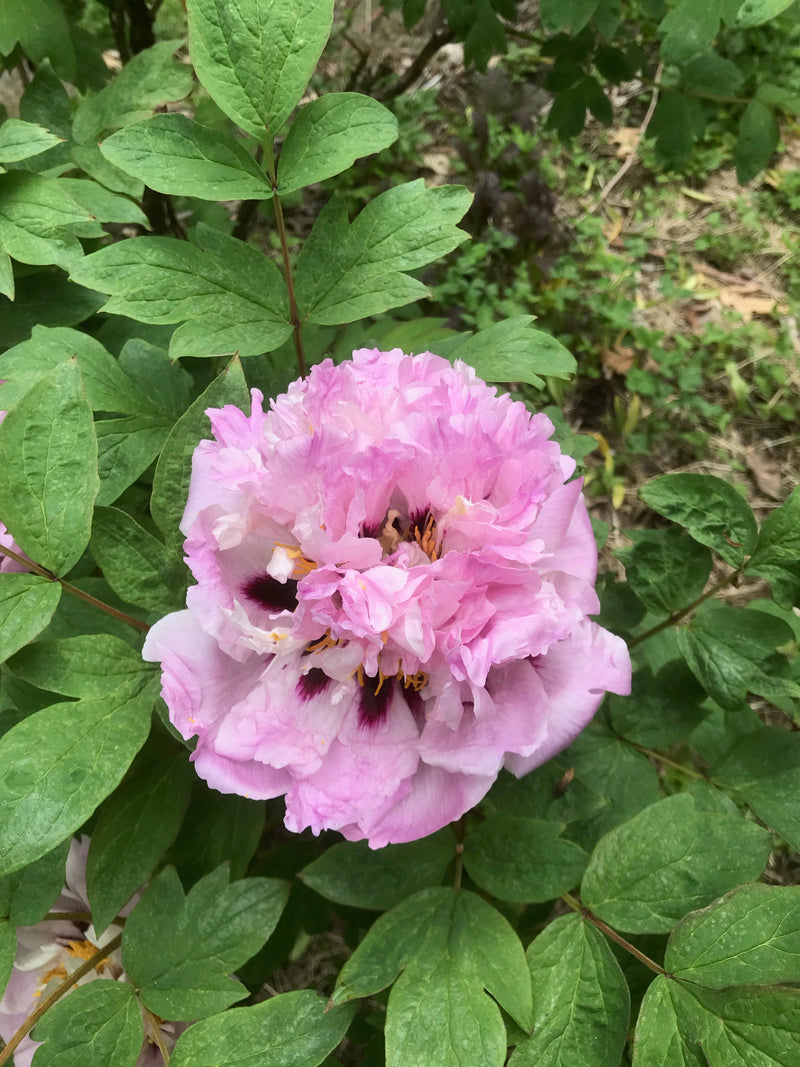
[627, 571, 740, 649]
[562, 893, 665, 975]
[264, 141, 306, 378]
[0, 545, 150, 633]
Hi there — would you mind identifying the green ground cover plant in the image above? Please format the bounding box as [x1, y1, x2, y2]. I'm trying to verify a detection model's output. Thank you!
[0, 1, 799, 1064]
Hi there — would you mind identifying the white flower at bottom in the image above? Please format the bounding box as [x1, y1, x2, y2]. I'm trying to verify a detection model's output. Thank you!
[0, 837, 186, 1067]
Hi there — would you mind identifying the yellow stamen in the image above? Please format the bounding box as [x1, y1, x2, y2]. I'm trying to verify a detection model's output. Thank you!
[34, 962, 68, 994]
[274, 543, 318, 577]
[414, 514, 439, 562]
[402, 670, 428, 692]
[306, 631, 338, 654]
[66, 939, 99, 961]
[66, 938, 111, 973]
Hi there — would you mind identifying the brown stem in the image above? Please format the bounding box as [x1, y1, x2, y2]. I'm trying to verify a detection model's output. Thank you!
[264, 145, 306, 378]
[627, 571, 740, 650]
[0, 933, 123, 1065]
[378, 28, 455, 101]
[562, 893, 665, 975]
[594, 63, 663, 209]
[0, 544, 150, 633]
[232, 197, 261, 242]
[628, 743, 705, 780]
[143, 1003, 171, 1065]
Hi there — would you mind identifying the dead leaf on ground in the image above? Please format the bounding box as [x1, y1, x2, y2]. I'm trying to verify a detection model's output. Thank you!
[602, 344, 636, 376]
[745, 449, 783, 499]
[422, 149, 457, 178]
[607, 128, 640, 159]
[603, 214, 624, 243]
[717, 288, 785, 321]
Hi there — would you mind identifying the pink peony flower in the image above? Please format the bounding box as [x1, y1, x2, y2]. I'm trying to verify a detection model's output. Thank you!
[143, 349, 631, 847]
[0, 410, 26, 574]
[0, 838, 186, 1067]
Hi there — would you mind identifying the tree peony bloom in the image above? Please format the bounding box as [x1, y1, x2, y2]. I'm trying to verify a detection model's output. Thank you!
[143, 349, 631, 847]
[0, 838, 186, 1067]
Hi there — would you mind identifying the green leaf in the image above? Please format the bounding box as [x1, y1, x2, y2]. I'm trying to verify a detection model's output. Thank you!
[56, 179, 148, 228]
[595, 0, 623, 36]
[658, 0, 721, 64]
[0, 271, 105, 349]
[0, 360, 99, 575]
[91, 506, 187, 616]
[150, 356, 250, 552]
[462, 0, 508, 69]
[463, 816, 589, 903]
[71, 226, 292, 359]
[122, 864, 289, 1019]
[680, 52, 744, 95]
[735, 99, 779, 183]
[87, 751, 193, 933]
[756, 81, 800, 115]
[624, 528, 712, 616]
[678, 602, 795, 709]
[540, 0, 600, 33]
[0, 118, 62, 163]
[485, 724, 661, 853]
[639, 473, 757, 567]
[96, 416, 173, 506]
[0, 918, 14, 1000]
[713, 727, 800, 851]
[0, 685, 154, 876]
[607, 661, 707, 747]
[169, 786, 266, 887]
[300, 832, 453, 910]
[118, 338, 192, 418]
[7, 634, 154, 698]
[0, 171, 95, 272]
[736, 0, 797, 26]
[277, 93, 398, 194]
[647, 92, 701, 170]
[295, 182, 472, 325]
[187, 0, 334, 137]
[72, 40, 193, 144]
[748, 485, 800, 607]
[0, 575, 61, 665]
[72, 141, 144, 200]
[101, 114, 273, 201]
[171, 989, 355, 1067]
[333, 888, 533, 1061]
[0, 838, 69, 925]
[0, 325, 153, 414]
[581, 793, 771, 933]
[632, 976, 707, 1067]
[30, 980, 144, 1067]
[666, 883, 800, 985]
[685, 983, 800, 1063]
[433, 318, 576, 388]
[509, 914, 629, 1067]
[636, 979, 800, 1065]
[0, 248, 12, 299]
[0, 0, 76, 80]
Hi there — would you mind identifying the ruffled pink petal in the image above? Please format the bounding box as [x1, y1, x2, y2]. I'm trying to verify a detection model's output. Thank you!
[353, 763, 496, 848]
[505, 621, 631, 776]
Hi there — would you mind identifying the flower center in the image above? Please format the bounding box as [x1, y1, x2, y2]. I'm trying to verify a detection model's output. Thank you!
[370, 507, 440, 562]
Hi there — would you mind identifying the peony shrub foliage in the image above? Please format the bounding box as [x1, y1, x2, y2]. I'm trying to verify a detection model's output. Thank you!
[1, 2, 800, 1064]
